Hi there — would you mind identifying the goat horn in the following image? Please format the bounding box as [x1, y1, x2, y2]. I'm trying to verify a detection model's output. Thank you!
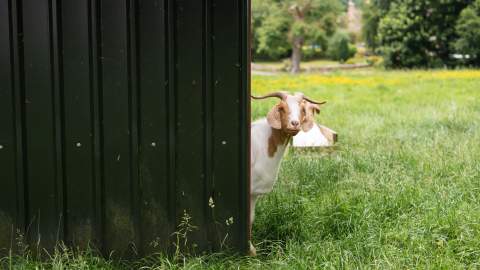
[251, 91, 287, 100]
[303, 96, 326, 105]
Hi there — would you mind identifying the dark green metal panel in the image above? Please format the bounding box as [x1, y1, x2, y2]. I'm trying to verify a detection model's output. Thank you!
[61, 0, 96, 247]
[0, 0, 16, 251]
[212, 0, 249, 249]
[22, 0, 62, 248]
[137, 0, 173, 253]
[100, 0, 138, 256]
[0, 0, 250, 256]
[175, 0, 209, 250]
[1, 0, 27, 255]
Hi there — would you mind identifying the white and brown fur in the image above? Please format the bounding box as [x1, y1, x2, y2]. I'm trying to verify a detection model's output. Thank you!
[250, 92, 322, 255]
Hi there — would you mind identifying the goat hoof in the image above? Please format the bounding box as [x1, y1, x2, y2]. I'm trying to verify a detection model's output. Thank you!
[248, 241, 257, 256]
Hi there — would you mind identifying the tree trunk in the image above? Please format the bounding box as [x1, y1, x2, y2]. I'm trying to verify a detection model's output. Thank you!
[291, 36, 303, 74]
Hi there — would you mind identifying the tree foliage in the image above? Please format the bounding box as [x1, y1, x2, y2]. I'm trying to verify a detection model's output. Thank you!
[454, 0, 480, 65]
[327, 31, 356, 62]
[252, 0, 291, 59]
[362, 0, 475, 68]
[361, 0, 392, 50]
[252, 0, 343, 71]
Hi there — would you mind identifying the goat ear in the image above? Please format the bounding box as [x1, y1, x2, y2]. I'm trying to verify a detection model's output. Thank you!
[302, 104, 320, 132]
[267, 105, 282, 129]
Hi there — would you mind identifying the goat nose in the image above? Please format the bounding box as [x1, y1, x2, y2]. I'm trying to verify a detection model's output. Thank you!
[291, 120, 300, 127]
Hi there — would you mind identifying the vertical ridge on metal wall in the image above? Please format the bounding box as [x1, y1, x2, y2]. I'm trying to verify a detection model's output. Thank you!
[87, 0, 104, 251]
[22, 0, 60, 248]
[166, 0, 178, 253]
[100, 0, 137, 257]
[210, 0, 249, 251]
[10, 0, 27, 250]
[63, 0, 97, 249]
[49, 0, 66, 244]
[0, 0, 17, 253]
[175, 0, 210, 251]
[127, 0, 142, 256]
[203, 0, 215, 250]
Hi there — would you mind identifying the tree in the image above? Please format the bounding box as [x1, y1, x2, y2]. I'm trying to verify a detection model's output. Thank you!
[327, 31, 356, 62]
[362, 0, 473, 68]
[288, 0, 343, 73]
[252, 0, 291, 60]
[454, 0, 480, 66]
[253, 0, 342, 73]
[361, 0, 398, 51]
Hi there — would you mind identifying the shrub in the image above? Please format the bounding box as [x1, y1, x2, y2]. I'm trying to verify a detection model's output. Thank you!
[327, 32, 356, 62]
[345, 58, 356, 64]
[282, 58, 292, 72]
[375, 0, 472, 68]
[454, 0, 480, 66]
[349, 43, 358, 58]
[366, 55, 383, 66]
[302, 46, 323, 60]
[255, 5, 291, 60]
[348, 31, 359, 44]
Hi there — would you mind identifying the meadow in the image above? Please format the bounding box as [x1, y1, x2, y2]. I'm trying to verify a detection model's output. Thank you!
[3, 69, 480, 269]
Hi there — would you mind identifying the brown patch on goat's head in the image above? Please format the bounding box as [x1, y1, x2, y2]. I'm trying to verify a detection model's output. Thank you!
[252, 91, 326, 157]
[267, 101, 291, 131]
[266, 93, 306, 136]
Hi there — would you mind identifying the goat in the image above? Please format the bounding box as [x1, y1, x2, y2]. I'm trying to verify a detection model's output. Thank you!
[249, 91, 325, 255]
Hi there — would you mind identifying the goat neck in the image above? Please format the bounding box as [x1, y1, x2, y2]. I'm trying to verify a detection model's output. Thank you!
[267, 127, 291, 157]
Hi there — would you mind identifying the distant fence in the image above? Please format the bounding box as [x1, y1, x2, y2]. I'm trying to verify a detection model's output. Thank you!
[251, 62, 371, 73]
[0, 0, 250, 257]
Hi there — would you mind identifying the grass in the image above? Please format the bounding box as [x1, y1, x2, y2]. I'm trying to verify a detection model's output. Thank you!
[3, 69, 480, 269]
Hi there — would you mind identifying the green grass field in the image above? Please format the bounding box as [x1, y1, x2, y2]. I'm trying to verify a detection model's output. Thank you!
[3, 69, 480, 269]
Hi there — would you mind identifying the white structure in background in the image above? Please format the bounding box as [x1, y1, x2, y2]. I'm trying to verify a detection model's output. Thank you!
[293, 124, 329, 147]
[292, 124, 337, 147]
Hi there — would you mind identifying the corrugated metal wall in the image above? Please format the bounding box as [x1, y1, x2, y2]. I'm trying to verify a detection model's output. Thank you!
[0, 0, 250, 256]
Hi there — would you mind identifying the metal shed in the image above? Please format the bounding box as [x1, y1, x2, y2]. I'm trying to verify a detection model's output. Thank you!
[0, 0, 250, 256]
